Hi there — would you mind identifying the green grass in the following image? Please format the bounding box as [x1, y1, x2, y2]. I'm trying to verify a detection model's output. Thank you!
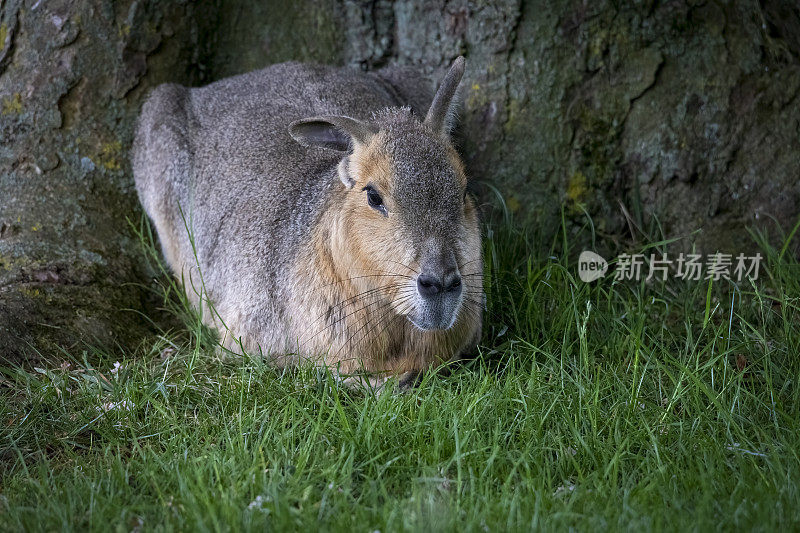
[2, 213, 799, 531]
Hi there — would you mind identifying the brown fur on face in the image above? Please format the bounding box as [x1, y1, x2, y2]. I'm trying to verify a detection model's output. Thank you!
[290, 131, 483, 378]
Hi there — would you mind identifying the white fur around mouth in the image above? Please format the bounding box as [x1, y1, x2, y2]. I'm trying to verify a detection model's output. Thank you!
[407, 315, 431, 331]
[407, 307, 460, 332]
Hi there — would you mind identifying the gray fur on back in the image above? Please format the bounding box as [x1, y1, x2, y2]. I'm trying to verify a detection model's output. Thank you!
[133, 62, 434, 350]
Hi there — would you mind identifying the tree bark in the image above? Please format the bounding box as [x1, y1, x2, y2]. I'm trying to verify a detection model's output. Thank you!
[0, 0, 204, 359]
[2, 0, 798, 360]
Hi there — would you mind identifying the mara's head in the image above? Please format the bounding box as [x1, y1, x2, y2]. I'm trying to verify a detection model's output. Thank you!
[289, 57, 482, 332]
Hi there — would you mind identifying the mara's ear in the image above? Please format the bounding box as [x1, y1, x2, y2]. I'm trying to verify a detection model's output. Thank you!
[424, 56, 466, 134]
[337, 158, 355, 189]
[288, 115, 375, 151]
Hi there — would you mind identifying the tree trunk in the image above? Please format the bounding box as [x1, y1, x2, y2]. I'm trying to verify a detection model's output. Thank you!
[2, 0, 798, 360]
[0, 0, 204, 359]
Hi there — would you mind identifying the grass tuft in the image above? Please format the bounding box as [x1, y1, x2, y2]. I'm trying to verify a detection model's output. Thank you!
[1, 212, 799, 530]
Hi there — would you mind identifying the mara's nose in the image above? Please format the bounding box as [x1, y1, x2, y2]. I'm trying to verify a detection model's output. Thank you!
[417, 271, 462, 298]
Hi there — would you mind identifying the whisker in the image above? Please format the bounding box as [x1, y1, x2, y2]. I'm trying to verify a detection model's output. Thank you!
[319, 273, 412, 289]
[352, 266, 416, 279]
[387, 259, 419, 276]
[334, 292, 415, 363]
[338, 296, 416, 366]
[306, 255, 492, 369]
[460, 296, 512, 327]
[307, 284, 395, 328]
[353, 298, 414, 357]
[316, 283, 416, 362]
[302, 284, 406, 347]
[459, 258, 483, 268]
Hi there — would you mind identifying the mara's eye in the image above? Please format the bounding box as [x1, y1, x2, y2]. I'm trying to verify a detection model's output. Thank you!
[363, 186, 387, 217]
[367, 189, 383, 208]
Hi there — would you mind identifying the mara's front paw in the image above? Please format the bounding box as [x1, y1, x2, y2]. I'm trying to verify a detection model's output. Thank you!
[335, 370, 422, 395]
